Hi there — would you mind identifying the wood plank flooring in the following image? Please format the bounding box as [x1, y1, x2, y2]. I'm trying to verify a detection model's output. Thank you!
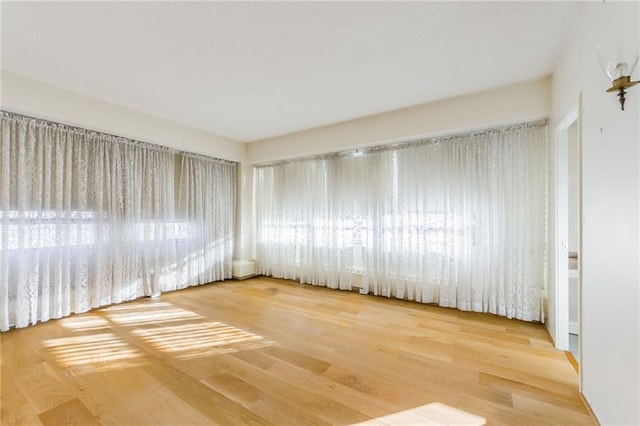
[1, 276, 592, 425]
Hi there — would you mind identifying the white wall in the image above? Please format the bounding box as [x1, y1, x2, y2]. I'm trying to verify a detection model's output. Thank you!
[248, 77, 551, 163]
[1, 71, 246, 162]
[550, 1, 639, 424]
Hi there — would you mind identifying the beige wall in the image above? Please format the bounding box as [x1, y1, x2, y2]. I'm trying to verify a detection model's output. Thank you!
[247, 77, 551, 163]
[1, 71, 246, 162]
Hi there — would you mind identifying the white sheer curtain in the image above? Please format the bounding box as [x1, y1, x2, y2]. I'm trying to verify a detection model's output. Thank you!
[255, 156, 362, 289]
[361, 124, 547, 321]
[255, 121, 547, 321]
[0, 112, 237, 331]
[0, 112, 177, 330]
[171, 154, 236, 289]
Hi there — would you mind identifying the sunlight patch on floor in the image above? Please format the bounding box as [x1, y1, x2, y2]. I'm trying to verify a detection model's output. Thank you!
[104, 302, 203, 326]
[59, 314, 111, 331]
[132, 321, 272, 359]
[352, 402, 486, 426]
[44, 332, 147, 374]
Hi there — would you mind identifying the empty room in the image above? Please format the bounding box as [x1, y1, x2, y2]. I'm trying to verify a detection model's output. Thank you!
[1, 1, 639, 425]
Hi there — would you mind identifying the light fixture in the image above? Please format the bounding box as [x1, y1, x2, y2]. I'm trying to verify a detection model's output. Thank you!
[597, 43, 639, 111]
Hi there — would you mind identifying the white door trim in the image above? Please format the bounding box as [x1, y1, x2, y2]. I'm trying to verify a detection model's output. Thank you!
[554, 103, 579, 352]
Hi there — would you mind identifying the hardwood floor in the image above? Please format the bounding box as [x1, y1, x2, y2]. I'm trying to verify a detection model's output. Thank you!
[1, 276, 592, 425]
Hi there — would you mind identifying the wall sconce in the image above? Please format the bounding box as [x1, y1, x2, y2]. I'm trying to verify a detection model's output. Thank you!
[597, 44, 639, 111]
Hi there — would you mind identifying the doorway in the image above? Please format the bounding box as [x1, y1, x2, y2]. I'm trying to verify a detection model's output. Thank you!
[566, 120, 580, 364]
[555, 102, 581, 373]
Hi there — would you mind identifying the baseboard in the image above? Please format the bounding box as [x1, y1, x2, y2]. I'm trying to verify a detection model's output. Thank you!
[232, 274, 259, 281]
[565, 351, 579, 374]
[579, 393, 600, 425]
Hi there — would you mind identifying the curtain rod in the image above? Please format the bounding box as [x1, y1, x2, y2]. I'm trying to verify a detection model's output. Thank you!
[0, 110, 236, 165]
[255, 118, 548, 168]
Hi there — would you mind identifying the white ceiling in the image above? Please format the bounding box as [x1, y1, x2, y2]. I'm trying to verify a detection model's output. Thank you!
[2, 2, 580, 142]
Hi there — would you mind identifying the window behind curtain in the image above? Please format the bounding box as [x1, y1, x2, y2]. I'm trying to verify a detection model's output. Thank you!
[0, 111, 236, 331]
[255, 120, 547, 321]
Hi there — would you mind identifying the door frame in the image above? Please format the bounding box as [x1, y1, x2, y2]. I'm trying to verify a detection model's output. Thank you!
[554, 102, 580, 353]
